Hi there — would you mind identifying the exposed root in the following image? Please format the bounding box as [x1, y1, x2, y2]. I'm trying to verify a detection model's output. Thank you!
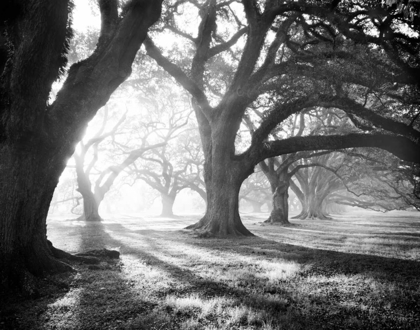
[48, 241, 119, 265]
[264, 209, 290, 225]
[76, 249, 120, 259]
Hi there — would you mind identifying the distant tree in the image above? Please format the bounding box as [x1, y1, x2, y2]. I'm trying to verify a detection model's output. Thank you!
[48, 170, 79, 216]
[256, 109, 337, 224]
[73, 103, 167, 221]
[177, 130, 207, 203]
[292, 149, 420, 219]
[0, 0, 163, 292]
[239, 170, 272, 213]
[291, 154, 343, 220]
[131, 122, 196, 217]
[327, 151, 420, 212]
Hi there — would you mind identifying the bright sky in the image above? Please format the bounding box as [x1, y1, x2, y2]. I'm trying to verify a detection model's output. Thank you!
[72, 0, 101, 32]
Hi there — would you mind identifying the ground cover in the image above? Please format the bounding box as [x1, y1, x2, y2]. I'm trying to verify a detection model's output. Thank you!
[1, 210, 419, 329]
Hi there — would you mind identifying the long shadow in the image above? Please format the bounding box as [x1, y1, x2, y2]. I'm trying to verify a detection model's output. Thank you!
[37, 219, 420, 329]
[81, 222, 420, 329]
[84, 225, 295, 313]
[97, 223, 420, 284]
[188, 232, 420, 279]
[41, 221, 181, 330]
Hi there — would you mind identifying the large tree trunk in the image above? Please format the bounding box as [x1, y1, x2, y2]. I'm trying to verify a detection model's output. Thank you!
[160, 193, 175, 217]
[186, 125, 254, 237]
[81, 192, 101, 221]
[0, 147, 73, 292]
[265, 180, 290, 225]
[0, 0, 163, 294]
[187, 164, 252, 236]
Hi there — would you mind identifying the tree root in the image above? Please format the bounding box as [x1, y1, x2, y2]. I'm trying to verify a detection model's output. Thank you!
[47, 240, 119, 265]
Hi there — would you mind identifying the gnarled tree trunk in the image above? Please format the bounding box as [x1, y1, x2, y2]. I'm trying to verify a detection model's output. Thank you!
[186, 117, 254, 236]
[187, 161, 252, 236]
[0, 147, 74, 291]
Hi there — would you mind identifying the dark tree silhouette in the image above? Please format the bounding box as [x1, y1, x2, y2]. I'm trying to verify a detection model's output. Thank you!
[0, 0, 163, 293]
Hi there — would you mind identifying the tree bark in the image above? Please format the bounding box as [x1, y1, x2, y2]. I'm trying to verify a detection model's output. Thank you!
[265, 180, 290, 225]
[186, 131, 254, 237]
[187, 170, 252, 236]
[260, 162, 291, 225]
[0, 147, 74, 292]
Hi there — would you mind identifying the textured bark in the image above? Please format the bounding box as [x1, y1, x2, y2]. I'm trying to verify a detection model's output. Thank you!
[186, 119, 254, 237]
[260, 160, 292, 225]
[187, 163, 253, 237]
[0, 0, 163, 293]
[0, 146, 74, 292]
[265, 180, 290, 225]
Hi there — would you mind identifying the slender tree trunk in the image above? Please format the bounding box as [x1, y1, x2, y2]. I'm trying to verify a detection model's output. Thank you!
[293, 199, 309, 219]
[75, 160, 102, 221]
[160, 193, 175, 217]
[290, 179, 307, 219]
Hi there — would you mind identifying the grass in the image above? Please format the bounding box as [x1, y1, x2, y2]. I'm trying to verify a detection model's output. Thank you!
[1, 210, 419, 329]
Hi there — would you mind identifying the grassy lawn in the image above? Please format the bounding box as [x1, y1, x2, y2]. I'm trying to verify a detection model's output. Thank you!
[1, 210, 420, 329]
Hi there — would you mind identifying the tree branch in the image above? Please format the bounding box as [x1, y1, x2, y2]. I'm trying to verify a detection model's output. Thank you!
[144, 37, 214, 120]
[251, 134, 420, 165]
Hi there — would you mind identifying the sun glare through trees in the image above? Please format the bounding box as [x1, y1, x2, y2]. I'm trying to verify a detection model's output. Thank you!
[0, 0, 419, 329]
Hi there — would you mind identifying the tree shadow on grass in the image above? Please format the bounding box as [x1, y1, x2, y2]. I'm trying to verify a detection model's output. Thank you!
[14, 219, 417, 330]
[76, 224, 306, 329]
[33, 222, 182, 330]
[72, 222, 420, 329]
